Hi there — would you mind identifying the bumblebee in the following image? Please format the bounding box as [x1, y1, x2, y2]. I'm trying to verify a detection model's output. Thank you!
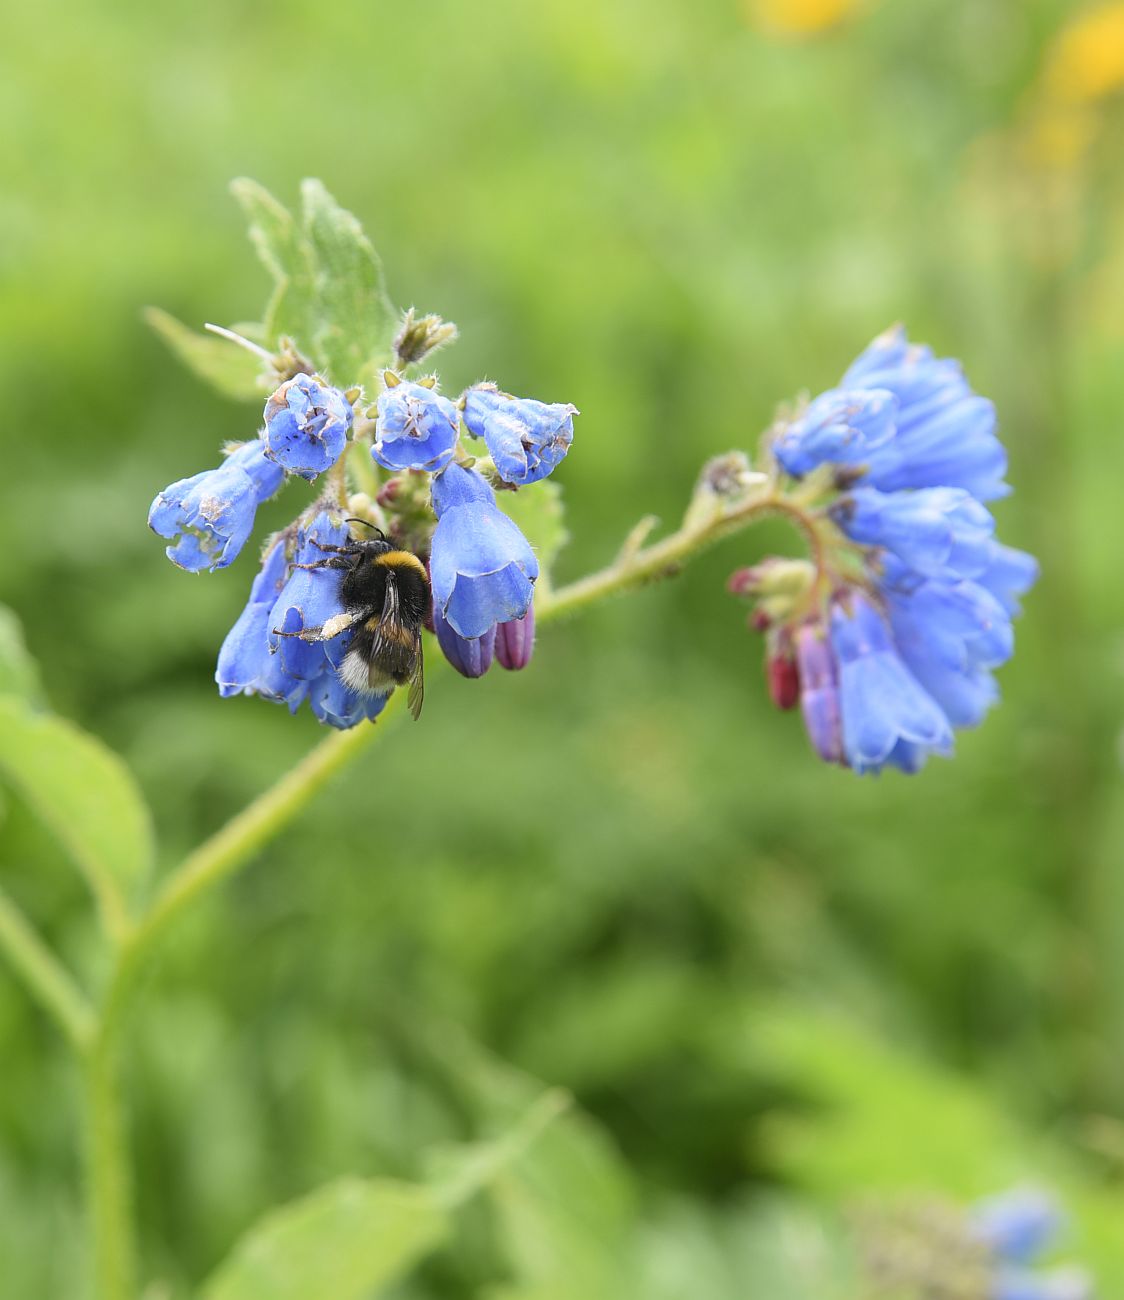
[288, 522, 429, 720]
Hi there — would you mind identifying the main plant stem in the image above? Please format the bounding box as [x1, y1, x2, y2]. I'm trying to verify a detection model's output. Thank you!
[75, 479, 817, 1300]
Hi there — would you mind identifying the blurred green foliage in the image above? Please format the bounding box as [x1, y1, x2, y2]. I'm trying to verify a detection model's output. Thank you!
[3, 0, 1124, 1294]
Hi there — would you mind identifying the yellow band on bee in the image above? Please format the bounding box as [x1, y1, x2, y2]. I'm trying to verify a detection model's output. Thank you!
[373, 550, 428, 578]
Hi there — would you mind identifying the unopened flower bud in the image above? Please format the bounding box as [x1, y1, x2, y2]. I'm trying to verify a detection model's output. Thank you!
[728, 557, 816, 600]
[765, 629, 799, 710]
[433, 606, 496, 678]
[496, 603, 535, 671]
[377, 477, 404, 506]
[394, 308, 459, 367]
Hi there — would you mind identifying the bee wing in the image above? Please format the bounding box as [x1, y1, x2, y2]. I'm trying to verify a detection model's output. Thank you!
[370, 570, 424, 694]
[407, 634, 424, 721]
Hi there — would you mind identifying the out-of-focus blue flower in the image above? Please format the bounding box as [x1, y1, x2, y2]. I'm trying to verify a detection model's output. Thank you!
[992, 1267, 1093, 1300]
[773, 388, 897, 478]
[832, 486, 995, 580]
[795, 622, 843, 764]
[372, 379, 458, 473]
[263, 373, 353, 481]
[841, 325, 1010, 500]
[972, 1189, 1064, 1265]
[496, 603, 536, 671]
[149, 439, 283, 572]
[830, 592, 954, 774]
[772, 326, 1009, 501]
[462, 384, 577, 486]
[978, 541, 1040, 617]
[433, 605, 495, 678]
[430, 463, 539, 639]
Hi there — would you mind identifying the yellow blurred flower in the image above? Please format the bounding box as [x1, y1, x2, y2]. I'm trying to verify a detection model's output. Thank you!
[1043, 3, 1124, 105]
[747, 0, 866, 38]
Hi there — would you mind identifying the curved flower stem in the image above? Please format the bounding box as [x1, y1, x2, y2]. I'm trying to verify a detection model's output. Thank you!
[0, 884, 95, 1050]
[536, 487, 810, 623]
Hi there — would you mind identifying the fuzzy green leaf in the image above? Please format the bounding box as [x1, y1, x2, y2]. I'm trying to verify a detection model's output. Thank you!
[145, 308, 266, 401]
[0, 698, 152, 933]
[200, 1178, 447, 1300]
[0, 606, 43, 705]
[230, 177, 397, 388]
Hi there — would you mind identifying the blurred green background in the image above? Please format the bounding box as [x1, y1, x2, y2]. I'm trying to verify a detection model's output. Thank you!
[3, 0, 1124, 1294]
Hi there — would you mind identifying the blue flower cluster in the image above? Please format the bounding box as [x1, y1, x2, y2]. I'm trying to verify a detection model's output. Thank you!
[149, 359, 577, 727]
[748, 327, 1037, 774]
[970, 1189, 1093, 1300]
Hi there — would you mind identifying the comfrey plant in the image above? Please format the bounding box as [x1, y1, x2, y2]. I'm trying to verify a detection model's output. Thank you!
[0, 180, 1042, 1300]
[856, 1187, 1094, 1299]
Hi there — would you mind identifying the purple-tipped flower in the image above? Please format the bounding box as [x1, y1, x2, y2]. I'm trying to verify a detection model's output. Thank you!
[496, 603, 536, 671]
[462, 384, 577, 486]
[773, 388, 897, 478]
[149, 439, 283, 571]
[830, 591, 954, 774]
[795, 623, 843, 764]
[263, 373, 353, 481]
[832, 486, 995, 581]
[434, 605, 496, 678]
[373, 379, 458, 473]
[429, 463, 539, 639]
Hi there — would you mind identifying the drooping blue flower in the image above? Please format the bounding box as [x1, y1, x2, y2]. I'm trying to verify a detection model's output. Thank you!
[795, 622, 843, 764]
[372, 379, 458, 473]
[429, 463, 539, 639]
[461, 385, 577, 486]
[216, 513, 385, 729]
[216, 539, 307, 709]
[832, 486, 995, 580]
[433, 604, 496, 678]
[841, 325, 1010, 501]
[972, 1189, 1064, 1265]
[148, 439, 283, 572]
[263, 373, 353, 481]
[772, 388, 897, 478]
[830, 591, 954, 774]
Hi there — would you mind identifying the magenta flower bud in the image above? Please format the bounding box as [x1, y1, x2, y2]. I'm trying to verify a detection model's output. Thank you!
[765, 629, 799, 710]
[433, 605, 495, 679]
[496, 603, 535, 671]
[795, 622, 844, 765]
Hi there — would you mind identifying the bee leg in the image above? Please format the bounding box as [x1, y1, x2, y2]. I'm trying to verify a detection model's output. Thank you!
[289, 557, 352, 572]
[271, 610, 368, 642]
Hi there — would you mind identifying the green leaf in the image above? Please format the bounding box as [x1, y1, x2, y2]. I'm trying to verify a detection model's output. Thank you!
[300, 178, 397, 387]
[200, 1177, 447, 1300]
[230, 177, 397, 387]
[0, 697, 152, 934]
[497, 482, 569, 588]
[145, 308, 267, 401]
[0, 606, 43, 705]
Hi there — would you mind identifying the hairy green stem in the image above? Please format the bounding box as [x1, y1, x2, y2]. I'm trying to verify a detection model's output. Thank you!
[0, 884, 95, 1050]
[81, 477, 809, 1299]
[84, 1032, 136, 1300]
